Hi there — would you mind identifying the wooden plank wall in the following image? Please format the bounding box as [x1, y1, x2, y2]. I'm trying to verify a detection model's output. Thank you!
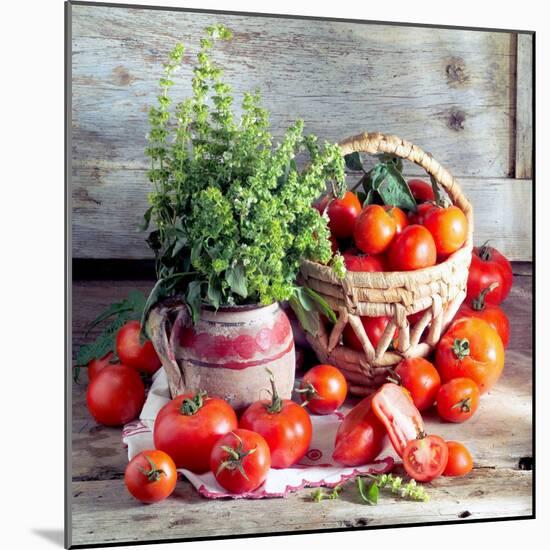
[70, 5, 533, 260]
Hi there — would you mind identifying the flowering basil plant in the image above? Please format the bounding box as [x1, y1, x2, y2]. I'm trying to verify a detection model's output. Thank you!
[141, 24, 345, 334]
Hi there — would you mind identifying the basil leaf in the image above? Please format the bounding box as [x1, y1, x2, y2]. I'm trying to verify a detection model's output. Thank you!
[225, 263, 248, 298]
[139, 206, 153, 232]
[357, 477, 379, 505]
[302, 287, 337, 323]
[378, 163, 417, 212]
[185, 280, 203, 324]
[344, 152, 364, 172]
[207, 274, 223, 309]
[288, 294, 320, 336]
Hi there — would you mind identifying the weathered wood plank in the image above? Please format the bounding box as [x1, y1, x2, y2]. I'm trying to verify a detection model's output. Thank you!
[70, 5, 530, 261]
[515, 33, 533, 179]
[71, 468, 532, 546]
[72, 174, 533, 260]
[71, 6, 516, 178]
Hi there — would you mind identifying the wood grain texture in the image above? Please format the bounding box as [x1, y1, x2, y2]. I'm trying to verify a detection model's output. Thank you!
[72, 173, 533, 260]
[70, 267, 532, 546]
[515, 33, 533, 179]
[69, 5, 533, 261]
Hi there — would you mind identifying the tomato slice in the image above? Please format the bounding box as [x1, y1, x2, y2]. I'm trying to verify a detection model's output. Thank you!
[371, 383, 425, 457]
[403, 435, 449, 482]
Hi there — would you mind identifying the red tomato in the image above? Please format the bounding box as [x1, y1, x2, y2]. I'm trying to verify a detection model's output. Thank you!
[343, 251, 386, 272]
[116, 320, 161, 375]
[210, 429, 271, 494]
[467, 244, 513, 305]
[408, 179, 435, 203]
[435, 317, 504, 394]
[371, 383, 425, 457]
[455, 284, 510, 347]
[408, 202, 434, 225]
[423, 205, 468, 257]
[403, 434, 448, 482]
[86, 364, 145, 426]
[87, 351, 115, 381]
[443, 441, 473, 477]
[153, 391, 238, 473]
[317, 192, 362, 239]
[436, 378, 480, 423]
[329, 234, 339, 254]
[333, 395, 387, 466]
[394, 358, 441, 412]
[239, 372, 312, 468]
[124, 450, 177, 503]
[343, 315, 393, 352]
[299, 364, 348, 415]
[354, 204, 397, 255]
[383, 205, 409, 234]
[387, 225, 437, 271]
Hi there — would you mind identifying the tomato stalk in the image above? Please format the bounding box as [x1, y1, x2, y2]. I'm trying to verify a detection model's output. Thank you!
[295, 382, 318, 407]
[264, 369, 284, 414]
[478, 240, 493, 261]
[451, 397, 472, 413]
[138, 455, 166, 483]
[216, 431, 257, 480]
[471, 282, 500, 311]
[452, 338, 470, 360]
[180, 390, 208, 415]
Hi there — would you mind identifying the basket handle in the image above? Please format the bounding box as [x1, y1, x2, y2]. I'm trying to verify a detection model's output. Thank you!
[338, 132, 473, 246]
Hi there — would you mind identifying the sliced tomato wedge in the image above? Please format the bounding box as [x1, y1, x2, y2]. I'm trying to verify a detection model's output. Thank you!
[402, 435, 449, 482]
[371, 383, 425, 457]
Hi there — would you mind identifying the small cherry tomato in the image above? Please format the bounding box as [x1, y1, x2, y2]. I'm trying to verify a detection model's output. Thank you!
[86, 364, 145, 426]
[87, 352, 116, 381]
[436, 317, 504, 394]
[387, 225, 437, 271]
[333, 395, 387, 466]
[408, 179, 435, 203]
[317, 192, 363, 239]
[371, 383, 425, 457]
[343, 251, 386, 272]
[240, 371, 312, 468]
[125, 450, 177, 504]
[383, 205, 409, 234]
[394, 358, 441, 412]
[343, 315, 394, 352]
[153, 391, 238, 473]
[436, 378, 480, 423]
[354, 204, 397, 255]
[116, 320, 161, 375]
[467, 243, 513, 305]
[299, 364, 348, 415]
[443, 441, 473, 477]
[423, 205, 468, 257]
[403, 434, 449, 482]
[455, 283, 510, 347]
[210, 429, 271, 494]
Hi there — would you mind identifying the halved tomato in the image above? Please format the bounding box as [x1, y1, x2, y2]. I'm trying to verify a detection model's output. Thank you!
[403, 434, 449, 482]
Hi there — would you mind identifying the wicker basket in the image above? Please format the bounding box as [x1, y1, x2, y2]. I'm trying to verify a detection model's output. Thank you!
[300, 132, 474, 396]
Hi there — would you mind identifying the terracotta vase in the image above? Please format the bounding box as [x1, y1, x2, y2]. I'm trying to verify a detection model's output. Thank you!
[147, 300, 295, 411]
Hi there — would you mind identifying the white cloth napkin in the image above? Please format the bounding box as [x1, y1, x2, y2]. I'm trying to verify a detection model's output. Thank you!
[123, 369, 394, 499]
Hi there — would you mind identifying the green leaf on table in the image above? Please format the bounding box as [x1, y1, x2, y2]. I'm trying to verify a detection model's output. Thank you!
[225, 263, 248, 298]
[357, 477, 379, 505]
[377, 163, 417, 212]
[344, 152, 364, 172]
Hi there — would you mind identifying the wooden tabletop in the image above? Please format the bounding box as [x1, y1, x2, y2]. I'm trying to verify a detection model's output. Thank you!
[69, 263, 533, 548]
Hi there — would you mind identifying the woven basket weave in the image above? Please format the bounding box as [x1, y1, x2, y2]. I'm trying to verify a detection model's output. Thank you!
[300, 132, 474, 396]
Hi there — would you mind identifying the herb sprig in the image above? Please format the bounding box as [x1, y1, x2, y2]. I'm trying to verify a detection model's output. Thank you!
[142, 24, 346, 328]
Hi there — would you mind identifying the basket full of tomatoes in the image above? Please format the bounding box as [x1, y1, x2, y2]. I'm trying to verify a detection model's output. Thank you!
[301, 132, 474, 395]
